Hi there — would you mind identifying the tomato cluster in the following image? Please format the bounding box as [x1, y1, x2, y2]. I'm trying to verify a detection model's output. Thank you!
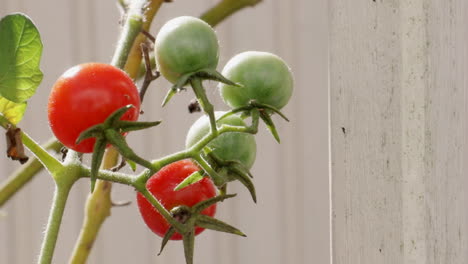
[47, 15, 293, 259]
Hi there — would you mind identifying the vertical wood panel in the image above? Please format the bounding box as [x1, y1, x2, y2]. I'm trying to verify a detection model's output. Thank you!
[330, 0, 468, 263]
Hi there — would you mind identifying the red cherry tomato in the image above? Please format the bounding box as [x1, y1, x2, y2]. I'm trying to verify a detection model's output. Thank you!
[136, 160, 217, 240]
[47, 63, 140, 153]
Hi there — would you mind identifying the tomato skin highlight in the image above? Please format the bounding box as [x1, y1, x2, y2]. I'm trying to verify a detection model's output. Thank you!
[186, 112, 257, 169]
[155, 16, 219, 84]
[136, 160, 217, 240]
[47, 63, 140, 153]
[219, 51, 294, 110]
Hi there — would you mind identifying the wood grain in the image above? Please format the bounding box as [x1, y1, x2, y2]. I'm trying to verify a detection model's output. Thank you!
[330, 0, 468, 263]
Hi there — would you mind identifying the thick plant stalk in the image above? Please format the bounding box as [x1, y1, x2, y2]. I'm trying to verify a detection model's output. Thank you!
[68, 181, 112, 264]
[38, 182, 74, 264]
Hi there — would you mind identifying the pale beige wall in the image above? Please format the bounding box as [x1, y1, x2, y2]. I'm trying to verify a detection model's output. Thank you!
[0, 0, 328, 263]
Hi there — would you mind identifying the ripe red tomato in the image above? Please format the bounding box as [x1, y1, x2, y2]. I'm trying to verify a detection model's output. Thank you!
[47, 63, 140, 153]
[136, 160, 217, 240]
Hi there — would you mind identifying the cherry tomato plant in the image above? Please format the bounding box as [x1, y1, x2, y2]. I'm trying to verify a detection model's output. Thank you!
[0, 0, 293, 263]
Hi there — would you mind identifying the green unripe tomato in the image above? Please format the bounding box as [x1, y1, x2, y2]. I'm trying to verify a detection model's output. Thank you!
[155, 16, 219, 84]
[186, 112, 257, 169]
[219, 51, 294, 110]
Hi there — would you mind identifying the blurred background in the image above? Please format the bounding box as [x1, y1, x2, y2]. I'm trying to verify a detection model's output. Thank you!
[0, 0, 328, 263]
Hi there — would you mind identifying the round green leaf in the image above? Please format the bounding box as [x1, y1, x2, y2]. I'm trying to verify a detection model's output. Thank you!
[0, 13, 43, 103]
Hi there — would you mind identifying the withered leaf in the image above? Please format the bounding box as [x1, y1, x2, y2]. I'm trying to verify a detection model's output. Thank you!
[5, 125, 28, 164]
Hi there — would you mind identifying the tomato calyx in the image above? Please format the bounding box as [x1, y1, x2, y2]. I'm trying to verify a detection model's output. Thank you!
[76, 104, 161, 192]
[162, 69, 240, 136]
[220, 100, 290, 143]
[158, 194, 245, 264]
[203, 147, 257, 203]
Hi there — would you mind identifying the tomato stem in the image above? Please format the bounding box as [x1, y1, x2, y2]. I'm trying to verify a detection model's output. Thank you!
[111, 14, 143, 69]
[200, 0, 262, 27]
[136, 187, 187, 233]
[38, 174, 78, 264]
[190, 77, 218, 136]
[68, 180, 113, 264]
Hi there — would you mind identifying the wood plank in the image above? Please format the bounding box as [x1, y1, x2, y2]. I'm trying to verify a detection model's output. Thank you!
[330, 0, 468, 263]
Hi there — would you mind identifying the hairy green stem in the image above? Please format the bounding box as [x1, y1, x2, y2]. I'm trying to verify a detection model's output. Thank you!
[190, 78, 217, 136]
[21, 133, 63, 175]
[200, 0, 262, 27]
[37, 180, 75, 264]
[111, 9, 143, 68]
[136, 187, 187, 232]
[0, 115, 62, 174]
[0, 139, 62, 207]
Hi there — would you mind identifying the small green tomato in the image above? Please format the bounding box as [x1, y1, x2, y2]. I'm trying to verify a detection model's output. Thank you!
[186, 112, 257, 169]
[155, 16, 219, 84]
[219, 51, 293, 110]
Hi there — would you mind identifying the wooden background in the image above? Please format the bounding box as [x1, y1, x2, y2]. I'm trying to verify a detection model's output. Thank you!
[330, 0, 468, 263]
[0, 0, 328, 263]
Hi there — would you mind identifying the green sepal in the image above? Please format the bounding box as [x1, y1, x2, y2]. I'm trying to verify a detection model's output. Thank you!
[104, 129, 155, 171]
[224, 166, 257, 203]
[161, 88, 177, 107]
[192, 194, 236, 214]
[194, 155, 224, 187]
[182, 230, 195, 264]
[104, 104, 135, 126]
[116, 120, 161, 133]
[250, 101, 289, 121]
[75, 124, 104, 144]
[203, 150, 256, 202]
[195, 69, 240, 87]
[158, 226, 176, 256]
[174, 170, 204, 191]
[162, 72, 192, 106]
[126, 159, 137, 172]
[90, 137, 106, 192]
[217, 106, 252, 122]
[260, 111, 281, 143]
[207, 151, 253, 179]
[196, 215, 246, 237]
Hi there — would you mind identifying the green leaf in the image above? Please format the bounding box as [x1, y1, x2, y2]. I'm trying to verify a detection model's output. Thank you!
[0, 96, 26, 124]
[0, 13, 43, 103]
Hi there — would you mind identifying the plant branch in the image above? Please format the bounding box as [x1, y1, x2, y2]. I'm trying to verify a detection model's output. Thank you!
[0, 115, 63, 175]
[200, 0, 262, 27]
[38, 177, 78, 264]
[0, 139, 62, 207]
[124, 0, 165, 78]
[69, 1, 165, 263]
[68, 179, 113, 264]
